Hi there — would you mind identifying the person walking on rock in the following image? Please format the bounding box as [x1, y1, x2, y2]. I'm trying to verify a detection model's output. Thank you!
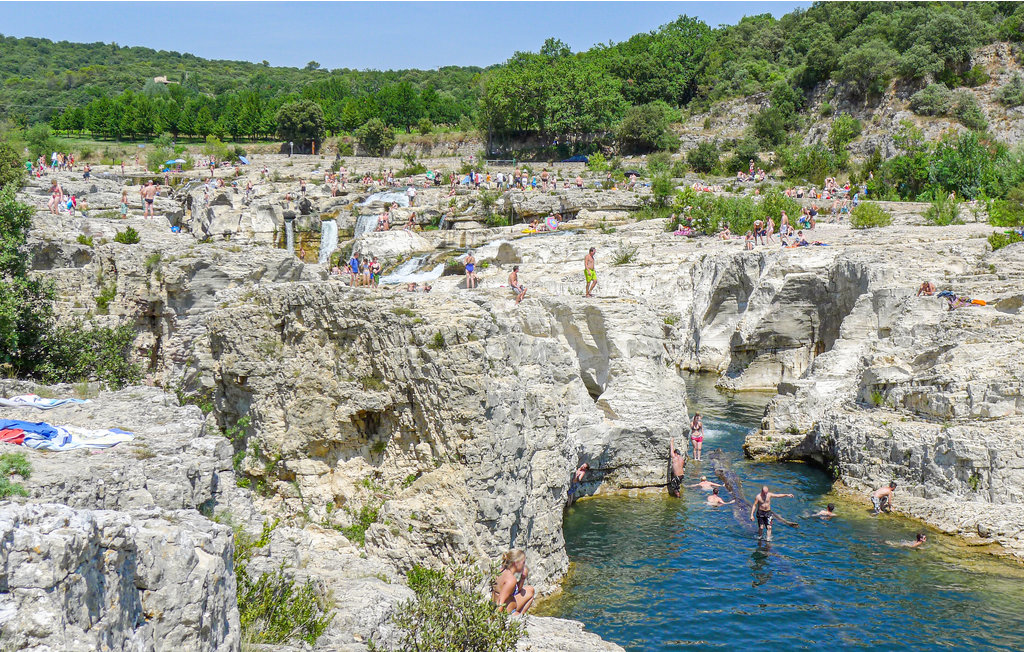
[750, 485, 794, 542]
[465, 251, 477, 289]
[584, 247, 597, 298]
[690, 413, 705, 461]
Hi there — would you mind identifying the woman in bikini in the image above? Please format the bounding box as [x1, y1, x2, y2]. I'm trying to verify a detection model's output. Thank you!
[690, 413, 704, 461]
[492, 550, 535, 615]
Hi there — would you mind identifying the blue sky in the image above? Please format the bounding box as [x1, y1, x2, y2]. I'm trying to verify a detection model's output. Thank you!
[0, 1, 809, 70]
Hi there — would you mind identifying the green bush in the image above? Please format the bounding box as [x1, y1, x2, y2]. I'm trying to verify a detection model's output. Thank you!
[0, 142, 25, 192]
[651, 173, 674, 206]
[0, 452, 31, 498]
[924, 193, 963, 226]
[819, 102, 834, 117]
[988, 199, 1024, 227]
[76, 234, 94, 247]
[952, 91, 987, 131]
[428, 332, 447, 350]
[615, 102, 678, 154]
[989, 231, 1023, 251]
[850, 203, 893, 229]
[586, 152, 609, 172]
[388, 563, 525, 652]
[234, 521, 333, 646]
[33, 322, 141, 389]
[356, 118, 395, 157]
[646, 151, 672, 175]
[996, 73, 1024, 107]
[909, 84, 952, 116]
[95, 282, 116, 314]
[671, 159, 688, 178]
[341, 502, 380, 546]
[686, 141, 718, 174]
[113, 226, 140, 245]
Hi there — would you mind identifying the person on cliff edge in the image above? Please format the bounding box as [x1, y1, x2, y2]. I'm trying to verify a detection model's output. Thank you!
[668, 438, 687, 497]
[493, 550, 535, 615]
[584, 247, 597, 298]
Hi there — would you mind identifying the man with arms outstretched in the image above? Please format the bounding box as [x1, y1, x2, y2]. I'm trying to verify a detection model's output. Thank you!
[750, 485, 793, 542]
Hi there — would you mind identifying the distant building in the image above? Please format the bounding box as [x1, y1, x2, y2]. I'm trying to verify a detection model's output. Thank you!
[152, 76, 178, 85]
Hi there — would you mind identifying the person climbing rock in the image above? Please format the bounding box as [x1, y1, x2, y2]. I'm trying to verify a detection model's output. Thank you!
[872, 481, 896, 515]
[668, 437, 686, 498]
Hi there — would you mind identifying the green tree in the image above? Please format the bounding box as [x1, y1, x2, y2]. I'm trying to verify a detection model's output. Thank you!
[276, 100, 326, 147]
[616, 101, 677, 154]
[827, 113, 861, 160]
[835, 40, 898, 97]
[0, 189, 51, 372]
[356, 118, 395, 156]
[25, 124, 57, 158]
[687, 141, 719, 173]
[996, 73, 1024, 107]
[0, 142, 25, 193]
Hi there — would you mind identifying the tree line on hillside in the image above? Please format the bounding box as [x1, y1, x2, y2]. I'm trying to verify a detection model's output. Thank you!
[4, 2, 1023, 148]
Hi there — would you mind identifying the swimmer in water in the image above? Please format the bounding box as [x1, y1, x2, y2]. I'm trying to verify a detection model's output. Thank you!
[707, 487, 735, 507]
[906, 533, 927, 549]
[812, 503, 837, 519]
[688, 476, 722, 491]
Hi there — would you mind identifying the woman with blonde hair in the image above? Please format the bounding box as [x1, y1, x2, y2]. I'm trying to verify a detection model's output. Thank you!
[493, 550, 535, 614]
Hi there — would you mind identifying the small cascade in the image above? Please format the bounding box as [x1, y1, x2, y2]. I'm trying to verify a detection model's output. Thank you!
[359, 191, 409, 207]
[285, 219, 295, 254]
[354, 214, 379, 237]
[318, 220, 338, 265]
[380, 253, 467, 286]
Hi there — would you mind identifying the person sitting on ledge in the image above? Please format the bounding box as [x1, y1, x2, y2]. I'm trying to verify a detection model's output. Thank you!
[493, 550, 535, 615]
[917, 281, 936, 296]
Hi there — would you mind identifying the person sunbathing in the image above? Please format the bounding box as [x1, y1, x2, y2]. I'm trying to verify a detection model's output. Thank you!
[917, 281, 936, 296]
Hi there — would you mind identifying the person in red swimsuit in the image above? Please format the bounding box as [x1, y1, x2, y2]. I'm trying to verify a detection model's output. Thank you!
[690, 413, 704, 461]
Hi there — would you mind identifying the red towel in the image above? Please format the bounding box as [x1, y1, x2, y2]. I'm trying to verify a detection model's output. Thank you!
[0, 429, 25, 445]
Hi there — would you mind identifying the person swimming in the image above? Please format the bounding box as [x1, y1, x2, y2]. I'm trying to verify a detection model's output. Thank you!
[812, 503, 837, 518]
[688, 476, 722, 491]
[707, 487, 735, 507]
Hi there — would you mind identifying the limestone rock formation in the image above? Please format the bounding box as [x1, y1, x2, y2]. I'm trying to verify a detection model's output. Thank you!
[0, 502, 239, 651]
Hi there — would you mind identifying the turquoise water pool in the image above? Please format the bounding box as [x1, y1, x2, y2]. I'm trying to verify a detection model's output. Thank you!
[541, 377, 1024, 650]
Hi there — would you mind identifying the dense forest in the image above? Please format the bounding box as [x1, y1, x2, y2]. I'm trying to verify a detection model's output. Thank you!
[2, 2, 1022, 144]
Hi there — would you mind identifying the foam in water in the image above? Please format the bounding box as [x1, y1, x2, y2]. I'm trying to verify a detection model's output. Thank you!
[318, 220, 338, 265]
[354, 214, 379, 237]
[359, 191, 409, 207]
[380, 253, 467, 285]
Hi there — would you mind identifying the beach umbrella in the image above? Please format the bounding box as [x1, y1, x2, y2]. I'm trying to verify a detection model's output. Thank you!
[172, 159, 186, 164]
[165, 159, 177, 165]
[546, 216, 558, 231]
[238, 156, 250, 165]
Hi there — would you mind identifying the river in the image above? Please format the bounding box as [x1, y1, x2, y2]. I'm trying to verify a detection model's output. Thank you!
[538, 375, 1024, 651]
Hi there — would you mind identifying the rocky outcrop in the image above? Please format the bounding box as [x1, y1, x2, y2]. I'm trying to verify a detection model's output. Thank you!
[0, 502, 239, 651]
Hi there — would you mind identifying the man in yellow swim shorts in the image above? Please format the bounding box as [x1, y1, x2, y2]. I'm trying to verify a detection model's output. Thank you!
[584, 247, 597, 297]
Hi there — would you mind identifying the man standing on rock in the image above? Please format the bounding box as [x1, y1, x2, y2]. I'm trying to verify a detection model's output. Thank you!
[750, 485, 794, 542]
[508, 266, 526, 305]
[584, 247, 597, 298]
[872, 481, 896, 515]
[668, 437, 686, 498]
[140, 180, 160, 219]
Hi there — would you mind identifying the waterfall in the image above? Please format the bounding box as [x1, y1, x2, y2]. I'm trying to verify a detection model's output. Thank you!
[359, 191, 409, 207]
[285, 219, 294, 253]
[380, 254, 467, 286]
[318, 220, 338, 265]
[354, 214, 379, 237]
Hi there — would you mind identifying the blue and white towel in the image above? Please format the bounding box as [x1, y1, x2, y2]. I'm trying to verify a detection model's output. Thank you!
[0, 394, 91, 410]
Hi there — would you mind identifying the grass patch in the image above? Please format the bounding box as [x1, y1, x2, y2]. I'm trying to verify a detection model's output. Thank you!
[113, 226, 141, 244]
[76, 234, 94, 247]
[95, 282, 117, 314]
[341, 503, 380, 547]
[0, 452, 31, 498]
[989, 231, 1023, 251]
[360, 375, 385, 391]
[612, 244, 638, 266]
[869, 390, 885, 407]
[391, 306, 416, 318]
[427, 332, 446, 350]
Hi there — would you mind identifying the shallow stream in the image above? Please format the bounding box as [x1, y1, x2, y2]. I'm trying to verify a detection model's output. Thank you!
[539, 376, 1024, 650]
